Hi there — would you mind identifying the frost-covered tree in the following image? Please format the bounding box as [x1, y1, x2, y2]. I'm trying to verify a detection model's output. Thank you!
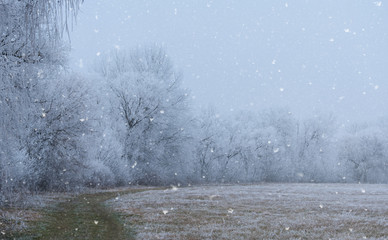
[252, 109, 295, 182]
[215, 118, 244, 182]
[96, 47, 192, 185]
[339, 125, 388, 183]
[24, 75, 92, 191]
[194, 109, 295, 183]
[193, 108, 229, 182]
[193, 109, 341, 183]
[0, 0, 82, 73]
[1, 0, 83, 200]
[293, 114, 337, 182]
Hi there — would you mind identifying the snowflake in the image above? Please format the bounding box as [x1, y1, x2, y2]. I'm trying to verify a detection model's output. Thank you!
[374, 1, 382, 7]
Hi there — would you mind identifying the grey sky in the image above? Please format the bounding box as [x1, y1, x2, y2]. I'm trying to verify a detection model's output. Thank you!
[69, 0, 388, 123]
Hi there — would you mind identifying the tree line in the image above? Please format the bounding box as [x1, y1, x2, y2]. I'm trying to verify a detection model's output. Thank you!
[1, 0, 387, 206]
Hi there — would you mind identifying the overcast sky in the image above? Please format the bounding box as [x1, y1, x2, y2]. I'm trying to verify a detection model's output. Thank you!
[69, 0, 388, 123]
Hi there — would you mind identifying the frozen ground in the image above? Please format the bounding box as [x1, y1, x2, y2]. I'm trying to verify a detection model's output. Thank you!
[0, 192, 74, 235]
[108, 183, 388, 240]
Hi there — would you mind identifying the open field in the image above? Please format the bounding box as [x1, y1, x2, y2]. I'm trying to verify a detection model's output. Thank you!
[1, 184, 387, 239]
[108, 184, 388, 240]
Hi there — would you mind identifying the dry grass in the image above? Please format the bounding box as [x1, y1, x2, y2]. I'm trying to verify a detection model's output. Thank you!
[108, 183, 388, 240]
[0, 187, 159, 239]
[0, 192, 74, 236]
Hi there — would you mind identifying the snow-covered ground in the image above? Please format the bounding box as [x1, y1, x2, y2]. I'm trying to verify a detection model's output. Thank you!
[108, 183, 388, 239]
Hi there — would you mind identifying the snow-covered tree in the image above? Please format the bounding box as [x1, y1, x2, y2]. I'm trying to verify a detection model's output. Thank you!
[193, 108, 227, 182]
[293, 114, 337, 182]
[24, 75, 92, 191]
[96, 47, 192, 185]
[339, 125, 388, 183]
[0, 0, 83, 200]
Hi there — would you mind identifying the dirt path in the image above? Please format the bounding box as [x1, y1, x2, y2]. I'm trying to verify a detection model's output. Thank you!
[18, 189, 150, 240]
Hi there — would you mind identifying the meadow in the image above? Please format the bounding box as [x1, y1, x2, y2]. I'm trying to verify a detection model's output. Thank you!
[108, 183, 388, 240]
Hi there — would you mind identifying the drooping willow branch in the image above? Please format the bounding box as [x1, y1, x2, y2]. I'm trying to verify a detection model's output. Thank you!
[0, 0, 83, 48]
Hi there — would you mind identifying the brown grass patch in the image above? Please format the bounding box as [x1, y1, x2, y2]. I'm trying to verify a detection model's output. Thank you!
[108, 184, 388, 239]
